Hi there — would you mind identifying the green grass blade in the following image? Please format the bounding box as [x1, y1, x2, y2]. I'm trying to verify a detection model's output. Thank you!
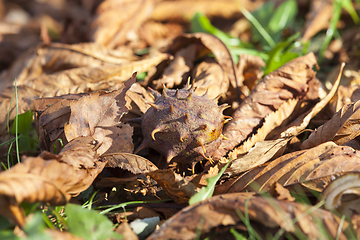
[189, 160, 231, 205]
[341, 0, 360, 24]
[268, 0, 298, 43]
[99, 199, 171, 215]
[240, 7, 275, 48]
[318, 0, 342, 63]
[14, 78, 20, 163]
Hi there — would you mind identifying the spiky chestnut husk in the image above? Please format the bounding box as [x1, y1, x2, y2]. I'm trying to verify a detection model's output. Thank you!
[134, 84, 230, 167]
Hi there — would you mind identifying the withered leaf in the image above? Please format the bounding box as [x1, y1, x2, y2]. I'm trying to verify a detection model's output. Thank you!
[20, 53, 170, 96]
[2, 42, 136, 90]
[103, 153, 158, 174]
[302, 0, 333, 41]
[302, 100, 360, 149]
[270, 182, 295, 202]
[147, 193, 348, 240]
[237, 53, 265, 96]
[228, 98, 298, 157]
[64, 74, 135, 155]
[147, 169, 198, 204]
[321, 172, 360, 218]
[91, 0, 155, 48]
[224, 142, 360, 194]
[192, 58, 230, 100]
[152, 44, 197, 89]
[34, 95, 84, 153]
[115, 222, 139, 240]
[165, 33, 238, 90]
[281, 62, 344, 139]
[125, 83, 155, 117]
[225, 137, 292, 177]
[0, 136, 106, 226]
[329, 85, 360, 115]
[151, 0, 261, 22]
[215, 53, 318, 159]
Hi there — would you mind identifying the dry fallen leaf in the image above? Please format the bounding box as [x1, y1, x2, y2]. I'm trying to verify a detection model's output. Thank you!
[2, 42, 136, 90]
[0, 136, 106, 226]
[302, 100, 360, 149]
[329, 85, 360, 115]
[0, 53, 170, 154]
[270, 182, 295, 202]
[103, 153, 158, 174]
[147, 192, 348, 240]
[192, 58, 230, 100]
[225, 137, 292, 177]
[302, 0, 333, 41]
[91, 0, 155, 49]
[237, 53, 265, 96]
[147, 169, 198, 204]
[215, 53, 318, 159]
[321, 172, 360, 218]
[150, 0, 263, 22]
[64, 73, 135, 155]
[152, 44, 197, 89]
[280, 62, 344, 139]
[221, 142, 360, 194]
[165, 33, 238, 91]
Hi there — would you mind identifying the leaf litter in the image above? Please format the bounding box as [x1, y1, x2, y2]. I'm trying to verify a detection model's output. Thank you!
[1, 0, 360, 239]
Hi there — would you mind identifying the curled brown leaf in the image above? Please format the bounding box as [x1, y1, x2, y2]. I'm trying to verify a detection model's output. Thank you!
[222, 142, 360, 195]
[104, 153, 158, 174]
[302, 100, 360, 149]
[91, 0, 155, 48]
[64, 74, 135, 155]
[215, 53, 318, 158]
[152, 44, 197, 89]
[147, 192, 348, 240]
[0, 136, 106, 226]
[147, 169, 198, 204]
[192, 58, 230, 100]
[165, 33, 238, 91]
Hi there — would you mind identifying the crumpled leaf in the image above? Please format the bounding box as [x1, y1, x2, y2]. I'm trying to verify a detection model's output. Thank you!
[147, 170, 198, 204]
[147, 192, 348, 240]
[125, 83, 155, 117]
[280, 62, 344, 139]
[103, 153, 158, 174]
[215, 52, 318, 159]
[222, 142, 360, 194]
[34, 95, 83, 153]
[1, 42, 136, 90]
[270, 182, 295, 202]
[191, 58, 230, 100]
[152, 44, 197, 89]
[329, 85, 360, 115]
[302, 0, 333, 41]
[228, 98, 298, 157]
[91, 0, 155, 49]
[164, 33, 238, 90]
[225, 137, 292, 177]
[302, 100, 360, 149]
[237, 53, 265, 96]
[64, 73, 135, 155]
[150, 0, 263, 22]
[321, 172, 360, 217]
[0, 136, 106, 226]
